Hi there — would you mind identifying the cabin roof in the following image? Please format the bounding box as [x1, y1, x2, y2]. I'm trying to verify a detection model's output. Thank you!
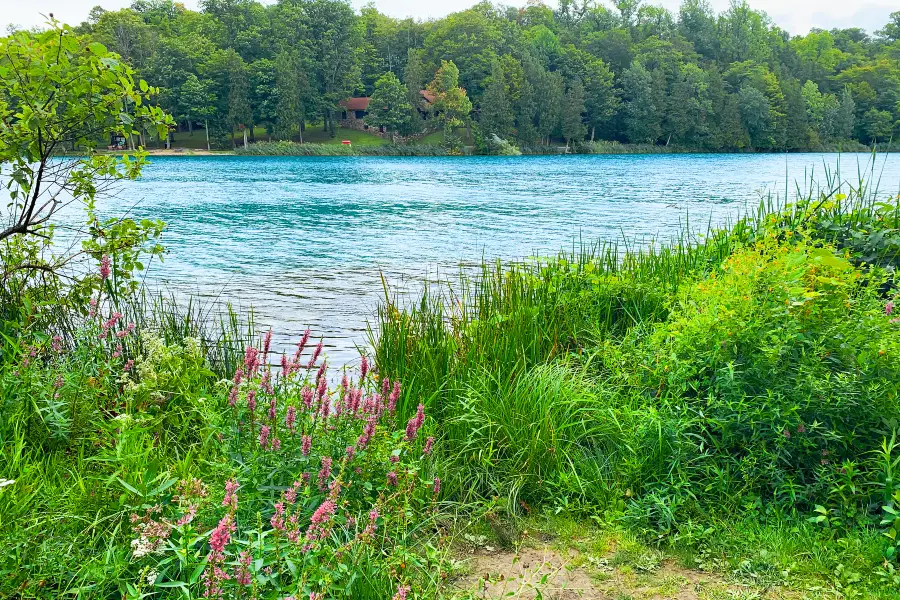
[339, 97, 371, 111]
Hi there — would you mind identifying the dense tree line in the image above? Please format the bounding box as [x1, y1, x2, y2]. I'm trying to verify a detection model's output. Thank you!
[68, 0, 900, 150]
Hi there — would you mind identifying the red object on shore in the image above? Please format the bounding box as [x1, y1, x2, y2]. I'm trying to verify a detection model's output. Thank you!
[341, 140, 352, 145]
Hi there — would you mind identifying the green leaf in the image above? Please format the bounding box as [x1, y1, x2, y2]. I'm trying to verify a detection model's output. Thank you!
[139, 79, 149, 93]
[87, 42, 107, 55]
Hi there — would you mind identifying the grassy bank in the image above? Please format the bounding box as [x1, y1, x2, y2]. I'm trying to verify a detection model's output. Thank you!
[3, 161, 900, 598]
[371, 167, 900, 596]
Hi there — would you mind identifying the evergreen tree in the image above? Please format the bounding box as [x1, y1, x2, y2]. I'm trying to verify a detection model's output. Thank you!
[275, 50, 308, 142]
[560, 78, 587, 148]
[622, 61, 660, 144]
[226, 52, 251, 148]
[479, 58, 514, 138]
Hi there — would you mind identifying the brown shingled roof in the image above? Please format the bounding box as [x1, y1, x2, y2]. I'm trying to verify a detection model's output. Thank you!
[419, 89, 436, 104]
[339, 97, 370, 111]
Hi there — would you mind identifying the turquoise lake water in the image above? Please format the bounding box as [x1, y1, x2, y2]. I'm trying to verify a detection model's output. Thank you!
[87, 153, 900, 365]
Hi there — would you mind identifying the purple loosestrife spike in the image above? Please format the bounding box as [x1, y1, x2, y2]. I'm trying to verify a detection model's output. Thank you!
[315, 361, 327, 386]
[260, 370, 273, 395]
[317, 457, 332, 491]
[262, 329, 273, 360]
[268, 397, 277, 421]
[308, 341, 323, 368]
[346, 445, 355, 460]
[357, 415, 377, 448]
[360, 355, 369, 381]
[100, 255, 111, 281]
[388, 381, 401, 413]
[433, 477, 441, 495]
[887, 300, 895, 316]
[302, 386, 314, 410]
[285, 406, 297, 433]
[405, 404, 425, 441]
[341, 374, 349, 395]
[382, 377, 391, 399]
[301, 435, 311, 457]
[246, 389, 257, 412]
[424, 436, 435, 456]
[259, 425, 270, 450]
[364, 508, 378, 536]
[316, 373, 328, 399]
[281, 354, 290, 378]
[223, 480, 239, 510]
[319, 395, 330, 424]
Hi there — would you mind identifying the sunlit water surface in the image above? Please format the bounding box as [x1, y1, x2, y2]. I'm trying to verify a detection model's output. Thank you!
[60, 153, 900, 365]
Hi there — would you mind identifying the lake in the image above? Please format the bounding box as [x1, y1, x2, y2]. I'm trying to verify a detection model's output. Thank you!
[86, 153, 900, 366]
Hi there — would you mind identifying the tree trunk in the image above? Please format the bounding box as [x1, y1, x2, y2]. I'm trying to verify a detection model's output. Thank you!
[205, 120, 210, 151]
[299, 121, 304, 144]
[188, 119, 193, 136]
[242, 128, 248, 149]
[140, 132, 145, 148]
[231, 129, 235, 149]
[165, 131, 171, 150]
[591, 126, 595, 142]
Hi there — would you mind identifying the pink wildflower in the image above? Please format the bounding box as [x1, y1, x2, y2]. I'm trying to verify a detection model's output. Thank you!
[223, 479, 239, 510]
[392, 585, 410, 600]
[234, 551, 252, 586]
[124, 359, 135, 372]
[271, 502, 286, 530]
[360, 354, 369, 381]
[268, 397, 277, 420]
[306, 499, 336, 541]
[99, 255, 111, 281]
[308, 341, 323, 368]
[388, 381, 401, 413]
[302, 386, 315, 410]
[318, 456, 332, 491]
[387, 472, 398, 486]
[346, 445, 355, 460]
[363, 508, 378, 536]
[208, 514, 235, 559]
[357, 415, 377, 448]
[316, 371, 328, 399]
[433, 477, 441, 495]
[301, 435, 312, 457]
[259, 425, 271, 450]
[405, 404, 425, 441]
[424, 436, 435, 455]
[887, 300, 894, 316]
[390, 455, 399, 464]
[247, 389, 257, 412]
[286, 405, 297, 433]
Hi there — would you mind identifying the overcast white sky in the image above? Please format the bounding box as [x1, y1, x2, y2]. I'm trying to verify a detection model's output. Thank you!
[1, 0, 896, 36]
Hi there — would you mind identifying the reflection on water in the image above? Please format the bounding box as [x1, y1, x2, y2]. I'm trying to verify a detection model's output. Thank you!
[59, 153, 900, 366]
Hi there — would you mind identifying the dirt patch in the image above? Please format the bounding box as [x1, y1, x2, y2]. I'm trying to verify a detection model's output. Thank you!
[454, 545, 794, 599]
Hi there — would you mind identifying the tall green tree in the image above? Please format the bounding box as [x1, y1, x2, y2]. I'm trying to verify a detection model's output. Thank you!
[226, 52, 251, 148]
[479, 58, 514, 139]
[622, 61, 660, 143]
[427, 60, 473, 149]
[560, 79, 587, 148]
[275, 49, 309, 142]
[179, 74, 217, 150]
[365, 72, 413, 140]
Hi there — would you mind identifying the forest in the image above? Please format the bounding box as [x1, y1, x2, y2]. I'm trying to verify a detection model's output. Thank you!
[69, 0, 900, 151]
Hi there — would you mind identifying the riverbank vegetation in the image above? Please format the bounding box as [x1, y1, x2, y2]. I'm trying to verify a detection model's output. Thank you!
[5, 18, 900, 600]
[49, 0, 900, 153]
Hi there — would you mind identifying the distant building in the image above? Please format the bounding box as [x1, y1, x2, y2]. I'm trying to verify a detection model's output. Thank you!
[339, 90, 436, 132]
